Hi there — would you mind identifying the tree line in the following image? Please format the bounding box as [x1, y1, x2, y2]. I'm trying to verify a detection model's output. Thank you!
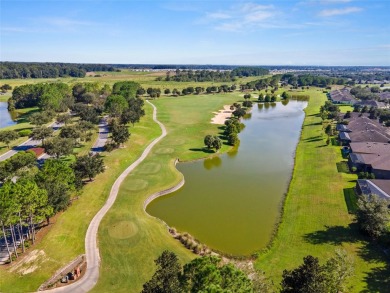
[142, 249, 354, 293]
[0, 62, 116, 79]
[281, 74, 347, 87]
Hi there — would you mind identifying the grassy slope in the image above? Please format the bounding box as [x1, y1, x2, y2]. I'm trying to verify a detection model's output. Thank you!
[255, 89, 389, 292]
[92, 94, 242, 293]
[0, 104, 160, 292]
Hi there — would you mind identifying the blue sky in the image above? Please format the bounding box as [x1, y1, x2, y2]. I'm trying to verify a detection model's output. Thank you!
[1, 0, 389, 65]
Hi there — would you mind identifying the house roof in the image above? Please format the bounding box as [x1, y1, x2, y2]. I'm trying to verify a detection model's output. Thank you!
[355, 100, 386, 108]
[329, 89, 357, 104]
[336, 124, 351, 132]
[350, 141, 390, 154]
[346, 116, 390, 143]
[357, 179, 390, 200]
[339, 132, 351, 141]
[353, 153, 390, 171]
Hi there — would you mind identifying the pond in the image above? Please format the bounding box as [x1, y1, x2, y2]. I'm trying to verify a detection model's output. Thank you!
[146, 100, 307, 255]
[0, 102, 17, 129]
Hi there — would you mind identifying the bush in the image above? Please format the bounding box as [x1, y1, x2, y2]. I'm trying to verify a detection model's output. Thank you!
[18, 129, 32, 137]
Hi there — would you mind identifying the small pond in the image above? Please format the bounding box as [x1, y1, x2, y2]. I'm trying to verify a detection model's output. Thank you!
[147, 100, 307, 255]
[0, 102, 17, 129]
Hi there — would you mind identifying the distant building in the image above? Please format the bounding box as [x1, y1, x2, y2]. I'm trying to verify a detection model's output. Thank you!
[355, 100, 387, 109]
[329, 88, 357, 105]
[356, 179, 390, 200]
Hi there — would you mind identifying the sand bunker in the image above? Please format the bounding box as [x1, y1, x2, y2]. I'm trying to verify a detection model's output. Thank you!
[211, 105, 233, 125]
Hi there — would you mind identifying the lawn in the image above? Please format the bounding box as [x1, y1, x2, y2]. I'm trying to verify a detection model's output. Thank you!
[255, 89, 389, 292]
[92, 93, 243, 292]
[0, 104, 161, 292]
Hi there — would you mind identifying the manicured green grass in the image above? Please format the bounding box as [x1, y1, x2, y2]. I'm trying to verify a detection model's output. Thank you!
[255, 89, 389, 292]
[92, 94, 243, 292]
[0, 105, 161, 292]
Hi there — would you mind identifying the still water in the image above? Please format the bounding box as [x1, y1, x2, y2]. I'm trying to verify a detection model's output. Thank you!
[147, 100, 307, 255]
[0, 102, 17, 129]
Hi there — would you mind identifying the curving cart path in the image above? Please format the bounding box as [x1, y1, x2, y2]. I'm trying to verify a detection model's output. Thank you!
[43, 100, 166, 292]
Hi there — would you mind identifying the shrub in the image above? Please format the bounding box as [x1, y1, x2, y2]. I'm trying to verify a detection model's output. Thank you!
[18, 129, 32, 137]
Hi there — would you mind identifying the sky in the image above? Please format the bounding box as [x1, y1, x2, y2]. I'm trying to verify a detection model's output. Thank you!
[0, 0, 389, 66]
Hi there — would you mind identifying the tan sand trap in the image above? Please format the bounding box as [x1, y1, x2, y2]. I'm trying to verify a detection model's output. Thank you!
[211, 105, 233, 125]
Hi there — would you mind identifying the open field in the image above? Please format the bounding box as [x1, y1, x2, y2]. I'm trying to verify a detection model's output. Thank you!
[255, 89, 389, 292]
[92, 94, 243, 292]
[0, 104, 161, 292]
[0, 70, 261, 91]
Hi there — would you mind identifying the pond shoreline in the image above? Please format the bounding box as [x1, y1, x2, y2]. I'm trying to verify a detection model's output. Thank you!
[145, 101, 308, 257]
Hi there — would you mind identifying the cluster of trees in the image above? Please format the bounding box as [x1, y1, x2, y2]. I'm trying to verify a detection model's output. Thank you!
[165, 69, 236, 82]
[0, 130, 20, 148]
[0, 154, 104, 262]
[142, 249, 354, 293]
[282, 74, 346, 87]
[246, 75, 281, 91]
[258, 93, 277, 103]
[0, 84, 12, 93]
[142, 251, 254, 293]
[203, 135, 222, 152]
[224, 117, 241, 146]
[281, 251, 354, 293]
[9, 83, 72, 111]
[0, 62, 116, 79]
[350, 86, 381, 101]
[320, 101, 340, 120]
[104, 81, 145, 149]
[232, 67, 269, 77]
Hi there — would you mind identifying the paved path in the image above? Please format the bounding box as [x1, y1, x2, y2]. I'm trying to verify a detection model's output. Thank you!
[91, 117, 109, 153]
[0, 122, 63, 162]
[43, 100, 166, 292]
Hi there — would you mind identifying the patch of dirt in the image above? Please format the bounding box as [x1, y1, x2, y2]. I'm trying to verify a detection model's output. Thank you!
[9, 250, 49, 275]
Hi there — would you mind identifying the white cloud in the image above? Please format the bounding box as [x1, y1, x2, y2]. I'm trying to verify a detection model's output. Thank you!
[319, 6, 362, 17]
[203, 2, 278, 32]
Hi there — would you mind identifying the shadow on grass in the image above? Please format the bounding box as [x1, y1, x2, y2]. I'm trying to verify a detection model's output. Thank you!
[336, 161, 351, 173]
[303, 224, 360, 245]
[304, 224, 390, 292]
[189, 148, 215, 154]
[344, 188, 358, 214]
[305, 122, 322, 126]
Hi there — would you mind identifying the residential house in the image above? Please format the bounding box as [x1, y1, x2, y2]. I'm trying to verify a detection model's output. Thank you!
[356, 179, 390, 200]
[329, 88, 357, 105]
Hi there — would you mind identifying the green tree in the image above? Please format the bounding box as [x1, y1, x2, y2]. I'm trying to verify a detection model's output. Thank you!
[29, 112, 52, 126]
[322, 249, 354, 293]
[281, 255, 325, 293]
[181, 256, 252, 292]
[43, 137, 74, 158]
[142, 250, 181, 293]
[356, 194, 390, 239]
[105, 94, 128, 117]
[204, 135, 214, 149]
[0, 130, 19, 148]
[36, 159, 75, 216]
[0, 151, 37, 181]
[73, 154, 105, 181]
[56, 113, 72, 125]
[112, 125, 130, 146]
[233, 108, 246, 119]
[228, 133, 239, 146]
[31, 126, 53, 144]
[212, 136, 222, 152]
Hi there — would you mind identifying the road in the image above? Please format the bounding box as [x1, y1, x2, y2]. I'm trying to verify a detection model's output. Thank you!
[91, 117, 109, 153]
[0, 122, 63, 162]
[43, 100, 166, 292]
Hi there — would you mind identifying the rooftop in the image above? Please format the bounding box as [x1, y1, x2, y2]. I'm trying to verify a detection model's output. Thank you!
[350, 152, 390, 171]
[357, 179, 390, 200]
[350, 141, 390, 154]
